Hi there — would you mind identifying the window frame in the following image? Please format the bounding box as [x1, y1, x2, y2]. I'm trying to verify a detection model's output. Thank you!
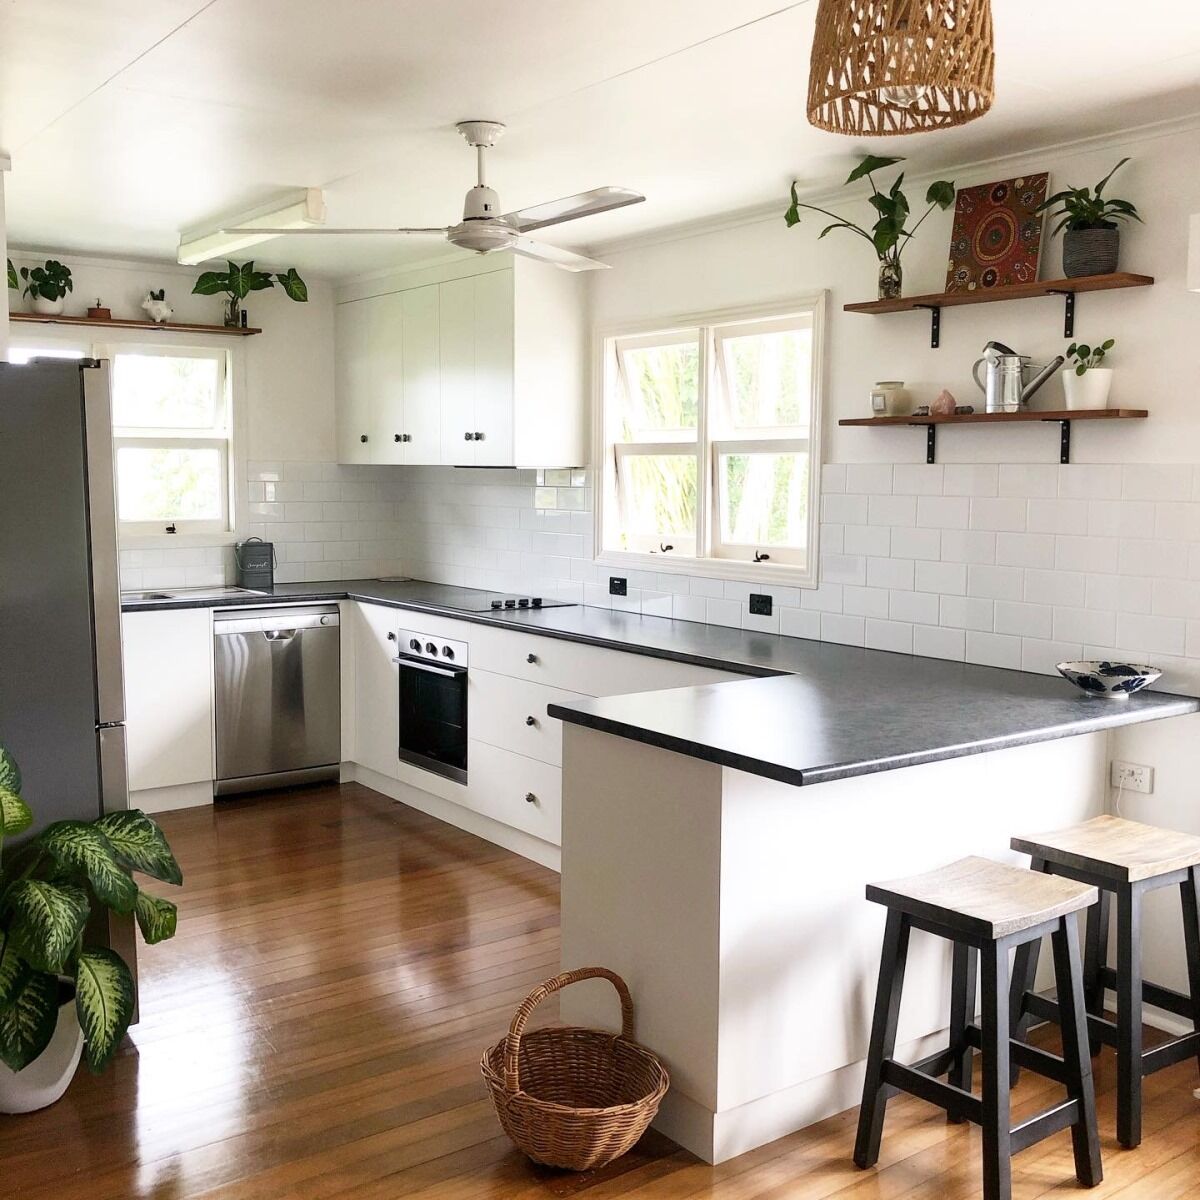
[102, 342, 236, 540]
[594, 294, 826, 588]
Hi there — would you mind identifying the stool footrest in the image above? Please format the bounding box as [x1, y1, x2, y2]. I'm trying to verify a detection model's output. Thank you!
[1010, 1099, 1081, 1154]
[964, 1022, 1071, 1085]
[882, 1059, 982, 1125]
[1097, 965, 1197, 1021]
[1142, 1031, 1200, 1075]
[1023, 991, 1120, 1048]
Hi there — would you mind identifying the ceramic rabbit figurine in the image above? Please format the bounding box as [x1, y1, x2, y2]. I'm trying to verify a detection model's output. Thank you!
[142, 289, 173, 323]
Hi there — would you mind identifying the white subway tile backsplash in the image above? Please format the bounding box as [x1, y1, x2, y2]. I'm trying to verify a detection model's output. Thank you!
[1116, 613, 1187, 656]
[823, 493, 869, 525]
[966, 630, 1022, 669]
[780, 606, 821, 640]
[969, 497, 1027, 533]
[913, 624, 965, 661]
[1054, 535, 1119, 574]
[1028, 498, 1089, 535]
[868, 494, 917, 527]
[846, 463, 893, 495]
[1021, 638, 1084, 676]
[1122, 464, 1192, 502]
[940, 529, 996, 565]
[916, 560, 967, 596]
[1154, 502, 1200, 542]
[865, 618, 913, 654]
[940, 594, 994, 632]
[843, 524, 892, 557]
[821, 612, 865, 646]
[866, 556, 915, 591]
[995, 532, 1056, 569]
[967, 564, 1023, 601]
[916, 495, 970, 529]
[892, 463, 944, 495]
[1025, 569, 1086, 607]
[943, 464, 999, 497]
[994, 600, 1053, 639]
[821, 553, 868, 586]
[671, 595, 706, 623]
[1052, 606, 1116, 646]
[889, 526, 941, 560]
[843, 585, 890, 619]
[889, 589, 940, 625]
[998, 464, 1058, 499]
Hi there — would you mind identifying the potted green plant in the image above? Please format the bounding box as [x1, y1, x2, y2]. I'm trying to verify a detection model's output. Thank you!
[19, 259, 73, 316]
[0, 745, 182, 1113]
[1036, 158, 1142, 278]
[785, 156, 955, 299]
[6, 259, 17, 293]
[1062, 339, 1115, 411]
[192, 261, 309, 327]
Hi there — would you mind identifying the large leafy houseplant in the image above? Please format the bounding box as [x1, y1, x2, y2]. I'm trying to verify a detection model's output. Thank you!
[6, 259, 17, 292]
[1035, 158, 1142, 278]
[193, 260, 308, 327]
[0, 745, 182, 1075]
[786, 156, 955, 299]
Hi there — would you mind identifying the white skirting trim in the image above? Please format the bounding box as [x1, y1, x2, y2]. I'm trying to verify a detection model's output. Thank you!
[347, 763, 561, 872]
[653, 1025, 949, 1165]
[131, 780, 213, 813]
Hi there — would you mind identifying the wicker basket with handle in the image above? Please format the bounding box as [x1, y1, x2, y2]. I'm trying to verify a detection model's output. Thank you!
[480, 966, 669, 1171]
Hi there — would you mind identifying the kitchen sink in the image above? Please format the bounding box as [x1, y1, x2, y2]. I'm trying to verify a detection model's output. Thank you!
[123, 586, 269, 602]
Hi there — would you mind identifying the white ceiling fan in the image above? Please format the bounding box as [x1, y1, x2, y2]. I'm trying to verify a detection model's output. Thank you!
[224, 121, 645, 272]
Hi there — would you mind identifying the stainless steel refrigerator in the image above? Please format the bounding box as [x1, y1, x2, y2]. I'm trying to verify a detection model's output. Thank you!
[0, 358, 137, 981]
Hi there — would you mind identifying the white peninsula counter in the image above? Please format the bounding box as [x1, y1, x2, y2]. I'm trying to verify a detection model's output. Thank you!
[549, 652, 1197, 1164]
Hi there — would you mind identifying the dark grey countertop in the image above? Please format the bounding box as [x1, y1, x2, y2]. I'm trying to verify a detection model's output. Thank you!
[123, 578, 1200, 786]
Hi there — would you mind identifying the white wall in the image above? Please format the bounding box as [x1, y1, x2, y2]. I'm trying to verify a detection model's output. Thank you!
[8, 251, 404, 587]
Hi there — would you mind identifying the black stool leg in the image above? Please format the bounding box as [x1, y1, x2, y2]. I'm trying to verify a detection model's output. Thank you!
[1181, 866, 1200, 1076]
[1051, 914, 1103, 1187]
[981, 940, 1013, 1200]
[1082, 889, 1111, 1055]
[1115, 883, 1143, 1149]
[854, 910, 911, 1169]
[1008, 856, 1045, 1085]
[948, 941, 977, 1121]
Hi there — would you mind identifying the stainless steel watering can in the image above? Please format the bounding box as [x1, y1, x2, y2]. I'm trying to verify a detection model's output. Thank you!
[971, 341, 1064, 414]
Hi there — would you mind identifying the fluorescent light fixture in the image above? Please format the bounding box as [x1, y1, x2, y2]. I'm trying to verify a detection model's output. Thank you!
[1190, 213, 1200, 292]
[177, 188, 325, 266]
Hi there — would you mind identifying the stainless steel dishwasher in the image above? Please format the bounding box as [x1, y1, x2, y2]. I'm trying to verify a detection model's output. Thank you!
[213, 605, 341, 795]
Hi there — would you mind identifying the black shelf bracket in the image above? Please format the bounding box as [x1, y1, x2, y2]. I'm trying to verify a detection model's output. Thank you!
[916, 303, 942, 348]
[1058, 419, 1071, 464]
[925, 424, 937, 464]
[1048, 288, 1077, 337]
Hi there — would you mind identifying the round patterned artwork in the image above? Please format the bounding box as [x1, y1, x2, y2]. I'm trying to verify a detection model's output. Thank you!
[945, 173, 1049, 293]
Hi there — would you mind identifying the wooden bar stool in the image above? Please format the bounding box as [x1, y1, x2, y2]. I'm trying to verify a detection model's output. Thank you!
[1010, 815, 1200, 1149]
[855, 856, 1102, 1200]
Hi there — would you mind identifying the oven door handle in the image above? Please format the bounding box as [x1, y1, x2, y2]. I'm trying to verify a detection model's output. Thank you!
[392, 654, 465, 678]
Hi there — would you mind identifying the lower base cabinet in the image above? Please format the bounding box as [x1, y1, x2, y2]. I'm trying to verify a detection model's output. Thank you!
[465, 740, 563, 845]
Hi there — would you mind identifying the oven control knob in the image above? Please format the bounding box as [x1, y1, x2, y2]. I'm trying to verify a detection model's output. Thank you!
[441, 645, 454, 660]
[408, 638, 421, 651]
[490, 600, 502, 609]
[517, 597, 529, 608]
[425, 642, 437, 655]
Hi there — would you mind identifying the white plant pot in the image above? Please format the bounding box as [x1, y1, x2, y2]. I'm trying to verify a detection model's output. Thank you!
[0, 989, 83, 1114]
[1062, 368, 1113, 411]
[30, 295, 65, 316]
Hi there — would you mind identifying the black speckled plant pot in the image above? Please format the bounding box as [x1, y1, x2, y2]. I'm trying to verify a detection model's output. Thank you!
[1062, 227, 1120, 278]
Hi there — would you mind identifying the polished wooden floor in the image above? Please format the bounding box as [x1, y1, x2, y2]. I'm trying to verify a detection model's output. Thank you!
[3, 782, 1198, 1198]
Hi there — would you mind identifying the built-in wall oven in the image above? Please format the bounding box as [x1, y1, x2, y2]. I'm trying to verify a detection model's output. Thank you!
[393, 627, 469, 784]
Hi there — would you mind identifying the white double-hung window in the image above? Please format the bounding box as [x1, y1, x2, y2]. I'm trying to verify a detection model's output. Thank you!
[108, 345, 233, 536]
[598, 297, 825, 585]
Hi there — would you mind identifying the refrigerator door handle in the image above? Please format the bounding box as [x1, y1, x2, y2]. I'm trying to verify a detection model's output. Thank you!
[97, 723, 130, 815]
[82, 362, 127, 726]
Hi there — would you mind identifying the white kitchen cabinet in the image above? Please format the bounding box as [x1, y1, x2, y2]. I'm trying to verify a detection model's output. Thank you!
[122, 608, 213, 792]
[352, 601, 400, 780]
[336, 256, 585, 468]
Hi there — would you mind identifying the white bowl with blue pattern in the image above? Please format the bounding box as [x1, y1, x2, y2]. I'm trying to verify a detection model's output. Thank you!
[1056, 660, 1161, 699]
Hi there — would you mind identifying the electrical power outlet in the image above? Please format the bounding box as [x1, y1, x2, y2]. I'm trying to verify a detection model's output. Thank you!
[1111, 760, 1154, 794]
[749, 593, 773, 616]
[609, 576, 628, 596]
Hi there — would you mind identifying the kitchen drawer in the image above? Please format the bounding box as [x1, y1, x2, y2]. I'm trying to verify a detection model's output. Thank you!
[469, 669, 583, 766]
[465, 740, 562, 845]
[467, 623, 743, 696]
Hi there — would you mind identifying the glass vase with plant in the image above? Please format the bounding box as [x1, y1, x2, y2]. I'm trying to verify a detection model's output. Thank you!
[785, 156, 955, 299]
[192, 261, 309, 326]
[1062, 338, 1115, 411]
[1035, 158, 1142, 279]
[19, 259, 73, 316]
[0, 744, 182, 1112]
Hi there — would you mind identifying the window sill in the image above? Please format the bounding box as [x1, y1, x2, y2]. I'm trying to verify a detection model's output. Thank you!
[595, 550, 817, 590]
[119, 532, 237, 550]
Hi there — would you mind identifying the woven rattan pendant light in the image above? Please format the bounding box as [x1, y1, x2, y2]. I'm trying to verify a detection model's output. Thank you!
[807, 0, 995, 136]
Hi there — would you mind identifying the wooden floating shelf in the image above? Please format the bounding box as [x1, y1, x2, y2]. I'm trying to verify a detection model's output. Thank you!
[839, 408, 1149, 464]
[843, 272, 1154, 346]
[9, 312, 262, 336]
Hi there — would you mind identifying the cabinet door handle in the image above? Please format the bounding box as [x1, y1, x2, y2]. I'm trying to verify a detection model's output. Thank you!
[394, 433, 402, 442]
[404, 433, 413, 442]
[526, 653, 538, 664]
[464, 431, 473, 441]
[525, 715, 537, 726]
[525, 792, 537, 804]
[360, 434, 369, 443]
[473, 431, 485, 441]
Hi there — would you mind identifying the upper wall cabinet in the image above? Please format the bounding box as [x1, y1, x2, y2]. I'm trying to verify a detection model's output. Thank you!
[334, 258, 586, 468]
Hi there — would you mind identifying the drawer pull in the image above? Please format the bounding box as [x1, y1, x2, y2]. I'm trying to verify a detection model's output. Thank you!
[525, 792, 537, 804]
[525, 715, 537, 726]
[526, 653, 538, 664]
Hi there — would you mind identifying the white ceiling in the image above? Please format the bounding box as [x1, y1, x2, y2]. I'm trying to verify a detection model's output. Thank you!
[4, 0, 1200, 279]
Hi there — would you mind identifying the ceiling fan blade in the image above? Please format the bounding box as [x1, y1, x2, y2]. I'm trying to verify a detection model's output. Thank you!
[220, 226, 450, 236]
[501, 187, 644, 233]
[510, 238, 610, 272]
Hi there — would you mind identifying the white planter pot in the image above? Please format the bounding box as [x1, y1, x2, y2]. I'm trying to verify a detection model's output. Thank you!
[1062, 367, 1113, 411]
[0, 989, 83, 1114]
[30, 295, 65, 316]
